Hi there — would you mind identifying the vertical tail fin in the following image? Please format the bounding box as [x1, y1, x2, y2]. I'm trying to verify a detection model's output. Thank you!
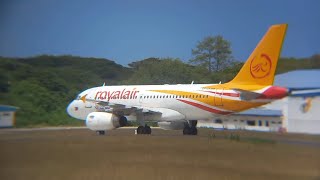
[229, 24, 288, 85]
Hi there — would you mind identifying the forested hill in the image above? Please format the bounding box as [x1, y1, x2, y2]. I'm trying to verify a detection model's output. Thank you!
[0, 54, 319, 127]
[0, 55, 132, 126]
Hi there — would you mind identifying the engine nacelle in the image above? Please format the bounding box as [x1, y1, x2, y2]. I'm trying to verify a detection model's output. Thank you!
[158, 121, 185, 130]
[86, 112, 120, 131]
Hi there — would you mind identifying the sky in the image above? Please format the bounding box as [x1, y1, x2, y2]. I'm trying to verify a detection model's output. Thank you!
[0, 0, 319, 66]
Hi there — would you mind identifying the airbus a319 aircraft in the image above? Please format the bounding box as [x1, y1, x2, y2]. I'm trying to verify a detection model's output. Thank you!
[67, 24, 288, 135]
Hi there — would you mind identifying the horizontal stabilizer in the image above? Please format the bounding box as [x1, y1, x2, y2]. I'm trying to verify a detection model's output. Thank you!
[233, 88, 262, 101]
[234, 86, 288, 100]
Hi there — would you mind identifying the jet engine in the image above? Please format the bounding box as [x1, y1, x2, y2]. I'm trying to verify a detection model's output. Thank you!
[158, 121, 185, 130]
[86, 112, 127, 131]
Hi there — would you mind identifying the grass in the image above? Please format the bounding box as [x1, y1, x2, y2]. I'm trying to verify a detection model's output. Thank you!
[0, 128, 319, 180]
[244, 137, 276, 144]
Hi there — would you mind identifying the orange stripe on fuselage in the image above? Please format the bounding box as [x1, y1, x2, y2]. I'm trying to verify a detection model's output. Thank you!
[150, 90, 266, 112]
[203, 84, 267, 91]
[177, 99, 231, 115]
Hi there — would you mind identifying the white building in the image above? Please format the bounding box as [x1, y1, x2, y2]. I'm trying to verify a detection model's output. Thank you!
[0, 105, 18, 128]
[198, 70, 320, 134]
[198, 109, 284, 132]
[264, 90, 320, 134]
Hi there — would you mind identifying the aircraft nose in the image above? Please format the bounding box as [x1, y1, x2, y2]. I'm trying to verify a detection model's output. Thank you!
[66, 100, 94, 120]
[67, 100, 78, 118]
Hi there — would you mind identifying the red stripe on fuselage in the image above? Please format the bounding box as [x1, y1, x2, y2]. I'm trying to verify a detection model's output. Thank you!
[202, 91, 240, 97]
[177, 99, 232, 115]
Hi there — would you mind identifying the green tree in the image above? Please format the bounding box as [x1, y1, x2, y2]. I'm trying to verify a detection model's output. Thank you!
[1, 54, 319, 127]
[310, 54, 320, 68]
[126, 58, 210, 84]
[0, 74, 9, 92]
[190, 35, 233, 72]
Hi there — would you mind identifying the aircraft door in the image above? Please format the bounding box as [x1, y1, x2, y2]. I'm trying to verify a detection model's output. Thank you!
[139, 93, 144, 104]
[214, 88, 223, 106]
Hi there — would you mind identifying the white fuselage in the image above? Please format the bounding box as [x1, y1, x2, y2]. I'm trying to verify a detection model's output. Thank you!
[81, 83, 248, 121]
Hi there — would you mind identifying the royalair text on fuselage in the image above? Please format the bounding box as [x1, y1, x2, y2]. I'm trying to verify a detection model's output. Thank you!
[95, 88, 139, 101]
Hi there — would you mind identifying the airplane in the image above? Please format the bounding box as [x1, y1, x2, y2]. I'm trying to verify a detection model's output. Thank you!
[67, 24, 288, 135]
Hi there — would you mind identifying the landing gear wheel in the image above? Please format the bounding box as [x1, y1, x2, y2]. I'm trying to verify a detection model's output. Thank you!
[145, 125, 151, 134]
[183, 126, 191, 135]
[183, 121, 198, 135]
[190, 127, 198, 135]
[136, 125, 151, 134]
[96, 130, 105, 135]
[137, 126, 144, 134]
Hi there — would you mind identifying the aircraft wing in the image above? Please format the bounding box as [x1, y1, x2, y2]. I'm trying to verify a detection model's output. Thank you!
[86, 99, 161, 115]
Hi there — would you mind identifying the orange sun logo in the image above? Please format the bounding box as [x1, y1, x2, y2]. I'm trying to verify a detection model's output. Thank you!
[250, 54, 272, 79]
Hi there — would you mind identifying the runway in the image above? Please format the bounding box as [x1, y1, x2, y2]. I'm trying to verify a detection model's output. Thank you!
[1, 126, 319, 147]
[0, 126, 159, 132]
[0, 126, 88, 132]
[0, 127, 319, 180]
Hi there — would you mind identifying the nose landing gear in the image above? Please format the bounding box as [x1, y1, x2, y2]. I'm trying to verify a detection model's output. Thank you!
[96, 130, 105, 135]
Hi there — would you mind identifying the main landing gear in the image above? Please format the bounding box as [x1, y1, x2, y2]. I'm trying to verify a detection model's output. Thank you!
[135, 112, 151, 135]
[183, 120, 198, 135]
[136, 125, 151, 134]
[96, 130, 105, 135]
